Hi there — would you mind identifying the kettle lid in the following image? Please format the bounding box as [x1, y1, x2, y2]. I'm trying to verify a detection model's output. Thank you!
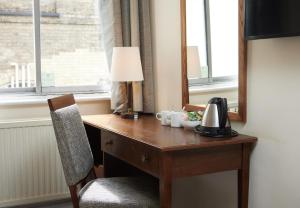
[208, 97, 223, 104]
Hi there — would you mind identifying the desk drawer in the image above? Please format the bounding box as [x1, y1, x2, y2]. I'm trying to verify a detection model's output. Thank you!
[101, 130, 160, 177]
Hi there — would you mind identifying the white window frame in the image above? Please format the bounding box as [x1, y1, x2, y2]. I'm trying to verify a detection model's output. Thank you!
[188, 0, 238, 87]
[0, 0, 108, 95]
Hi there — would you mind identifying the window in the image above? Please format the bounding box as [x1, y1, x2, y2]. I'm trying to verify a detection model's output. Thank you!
[186, 0, 238, 86]
[0, 0, 110, 94]
[0, 1, 35, 91]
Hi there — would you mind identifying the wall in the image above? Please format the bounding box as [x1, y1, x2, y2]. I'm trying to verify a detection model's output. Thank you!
[235, 38, 300, 208]
[0, 99, 111, 121]
[151, 0, 182, 112]
[151, 0, 300, 207]
[189, 88, 238, 112]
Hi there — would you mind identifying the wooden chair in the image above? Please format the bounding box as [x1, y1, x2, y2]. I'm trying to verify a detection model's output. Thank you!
[48, 94, 159, 208]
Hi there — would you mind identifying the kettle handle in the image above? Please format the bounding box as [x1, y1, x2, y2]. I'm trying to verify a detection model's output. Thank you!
[219, 98, 228, 128]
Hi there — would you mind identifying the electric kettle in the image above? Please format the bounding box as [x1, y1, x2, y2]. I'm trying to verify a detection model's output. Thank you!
[195, 97, 238, 137]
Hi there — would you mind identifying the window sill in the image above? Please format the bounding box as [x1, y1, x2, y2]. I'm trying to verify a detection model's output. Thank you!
[189, 82, 238, 95]
[0, 93, 111, 106]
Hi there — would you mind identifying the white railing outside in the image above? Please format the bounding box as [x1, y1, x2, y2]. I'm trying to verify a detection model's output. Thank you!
[10, 63, 34, 88]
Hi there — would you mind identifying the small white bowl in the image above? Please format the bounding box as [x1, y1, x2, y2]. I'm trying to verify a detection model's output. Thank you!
[182, 120, 201, 129]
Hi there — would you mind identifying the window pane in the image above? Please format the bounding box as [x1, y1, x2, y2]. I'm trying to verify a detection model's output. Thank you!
[40, 0, 110, 91]
[186, 0, 208, 79]
[210, 0, 238, 78]
[0, 0, 36, 89]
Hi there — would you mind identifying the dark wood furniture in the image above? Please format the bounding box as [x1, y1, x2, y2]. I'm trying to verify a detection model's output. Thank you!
[48, 94, 97, 208]
[181, 0, 247, 122]
[83, 114, 257, 208]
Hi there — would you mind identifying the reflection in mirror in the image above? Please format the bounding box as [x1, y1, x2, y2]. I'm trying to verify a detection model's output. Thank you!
[186, 0, 239, 113]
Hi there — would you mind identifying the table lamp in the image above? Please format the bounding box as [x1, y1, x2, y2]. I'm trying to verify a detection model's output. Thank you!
[111, 47, 144, 118]
[187, 46, 201, 78]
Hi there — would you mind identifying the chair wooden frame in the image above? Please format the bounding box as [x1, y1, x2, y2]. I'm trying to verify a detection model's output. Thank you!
[48, 94, 97, 208]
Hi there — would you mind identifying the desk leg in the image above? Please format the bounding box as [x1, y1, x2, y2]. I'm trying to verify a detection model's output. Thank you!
[238, 144, 250, 208]
[160, 154, 172, 208]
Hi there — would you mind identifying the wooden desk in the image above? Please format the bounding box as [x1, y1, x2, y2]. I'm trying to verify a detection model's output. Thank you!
[83, 114, 257, 208]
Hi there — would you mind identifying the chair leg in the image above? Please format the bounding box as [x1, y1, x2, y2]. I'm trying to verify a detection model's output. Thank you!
[94, 165, 104, 178]
[92, 167, 98, 178]
[69, 185, 80, 208]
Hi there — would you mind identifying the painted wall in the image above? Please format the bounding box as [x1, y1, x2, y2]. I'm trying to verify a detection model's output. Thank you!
[151, 0, 300, 207]
[151, 0, 182, 112]
[0, 100, 111, 121]
[189, 88, 238, 107]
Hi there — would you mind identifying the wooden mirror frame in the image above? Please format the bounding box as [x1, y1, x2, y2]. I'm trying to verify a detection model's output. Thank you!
[181, 0, 247, 122]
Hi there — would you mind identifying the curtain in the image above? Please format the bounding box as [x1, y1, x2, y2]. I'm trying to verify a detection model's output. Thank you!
[99, 0, 155, 113]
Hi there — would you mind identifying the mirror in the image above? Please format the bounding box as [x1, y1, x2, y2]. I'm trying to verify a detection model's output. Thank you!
[181, 0, 247, 122]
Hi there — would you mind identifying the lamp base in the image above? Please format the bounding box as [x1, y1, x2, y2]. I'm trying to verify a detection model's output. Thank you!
[120, 111, 139, 119]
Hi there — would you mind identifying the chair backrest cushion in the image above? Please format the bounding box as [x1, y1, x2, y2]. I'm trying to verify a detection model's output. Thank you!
[50, 104, 94, 186]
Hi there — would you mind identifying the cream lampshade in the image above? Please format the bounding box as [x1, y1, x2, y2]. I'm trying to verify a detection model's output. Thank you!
[111, 47, 144, 82]
[110, 47, 144, 118]
[187, 46, 201, 78]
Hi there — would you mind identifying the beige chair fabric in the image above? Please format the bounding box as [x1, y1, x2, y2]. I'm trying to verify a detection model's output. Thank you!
[50, 104, 94, 186]
[79, 177, 159, 208]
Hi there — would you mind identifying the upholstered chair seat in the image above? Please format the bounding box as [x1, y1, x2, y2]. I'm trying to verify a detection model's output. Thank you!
[48, 95, 159, 208]
[79, 177, 159, 208]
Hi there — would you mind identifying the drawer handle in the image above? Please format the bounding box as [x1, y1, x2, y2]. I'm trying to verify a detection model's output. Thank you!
[141, 154, 150, 163]
[105, 140, 114, 145]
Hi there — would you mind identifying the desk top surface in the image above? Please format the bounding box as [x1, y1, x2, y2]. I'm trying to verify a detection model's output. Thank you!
[83, 114, 257, 152]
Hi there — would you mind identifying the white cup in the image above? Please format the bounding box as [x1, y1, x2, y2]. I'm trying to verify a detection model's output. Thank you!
[156, 111, 172, 126]
[170, 112, 185, 128]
